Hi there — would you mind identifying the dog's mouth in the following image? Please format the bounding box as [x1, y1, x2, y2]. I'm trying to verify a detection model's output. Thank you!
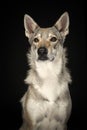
[38, 55, 48, 61]
[38, 55, 55, 61]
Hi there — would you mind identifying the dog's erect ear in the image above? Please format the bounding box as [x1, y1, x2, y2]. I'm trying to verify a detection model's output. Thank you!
[54, 12, 69, 37]
[24, 14, 39, 38]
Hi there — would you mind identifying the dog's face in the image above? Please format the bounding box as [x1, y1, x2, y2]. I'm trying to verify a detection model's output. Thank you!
[24, 12, 69, 61]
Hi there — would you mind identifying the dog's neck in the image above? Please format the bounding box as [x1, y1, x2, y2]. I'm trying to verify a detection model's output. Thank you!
[35, 58, 62, 79]
[25, 49, 70, 86]
[25, 52, 71, 102]
[34, 58, 67, 101]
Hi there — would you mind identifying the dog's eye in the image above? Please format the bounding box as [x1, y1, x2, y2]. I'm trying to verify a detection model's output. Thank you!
[34, 38, 39, 43]
[50, 37, 57, 42]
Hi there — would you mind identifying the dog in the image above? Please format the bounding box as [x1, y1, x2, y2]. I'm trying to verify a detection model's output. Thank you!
[19, 12, 72, 130]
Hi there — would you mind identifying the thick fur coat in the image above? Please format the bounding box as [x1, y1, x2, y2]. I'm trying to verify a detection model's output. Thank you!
[19, 12, 72, 130]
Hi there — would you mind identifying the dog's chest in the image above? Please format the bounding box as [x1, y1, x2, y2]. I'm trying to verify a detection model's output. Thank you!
[36, 60, 64, 101]
[38, 78, 59, 101]
[25, 61, 71, 128]
[26, 93, 70, 128]
[35, 61, 62, 101]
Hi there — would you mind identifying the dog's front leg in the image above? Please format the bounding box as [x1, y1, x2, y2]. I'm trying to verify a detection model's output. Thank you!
[35, 119, 67, 130]
[35, 117, 49, 130]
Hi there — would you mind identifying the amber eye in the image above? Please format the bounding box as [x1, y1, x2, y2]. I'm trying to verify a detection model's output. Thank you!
[34, 38, 39, 43]
[50, 37, 57, 42]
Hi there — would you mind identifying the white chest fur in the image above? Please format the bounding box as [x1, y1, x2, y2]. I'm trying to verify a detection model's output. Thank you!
[23, 58, 71, 130]
[34, 60, 65, 101]
[35, 60, 62, 79]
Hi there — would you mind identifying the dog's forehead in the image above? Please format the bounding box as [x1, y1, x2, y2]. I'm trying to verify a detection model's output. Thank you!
[34, 27, 60, 38]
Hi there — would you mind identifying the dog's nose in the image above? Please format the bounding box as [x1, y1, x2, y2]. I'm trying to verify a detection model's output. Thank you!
[38, 47, 48, 55]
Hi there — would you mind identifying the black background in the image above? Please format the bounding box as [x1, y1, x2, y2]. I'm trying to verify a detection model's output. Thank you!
[1, 0, 86, 130]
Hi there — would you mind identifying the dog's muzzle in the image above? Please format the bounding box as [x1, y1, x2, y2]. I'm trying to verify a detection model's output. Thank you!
[37, 47, 48, 61]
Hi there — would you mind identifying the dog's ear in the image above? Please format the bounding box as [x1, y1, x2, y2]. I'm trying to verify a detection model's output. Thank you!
[24, 14, 39, 38]
[54, 12, 69, 37]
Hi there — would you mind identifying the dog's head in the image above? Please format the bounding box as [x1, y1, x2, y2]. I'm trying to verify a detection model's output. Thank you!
[24, 12, 69, 61]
